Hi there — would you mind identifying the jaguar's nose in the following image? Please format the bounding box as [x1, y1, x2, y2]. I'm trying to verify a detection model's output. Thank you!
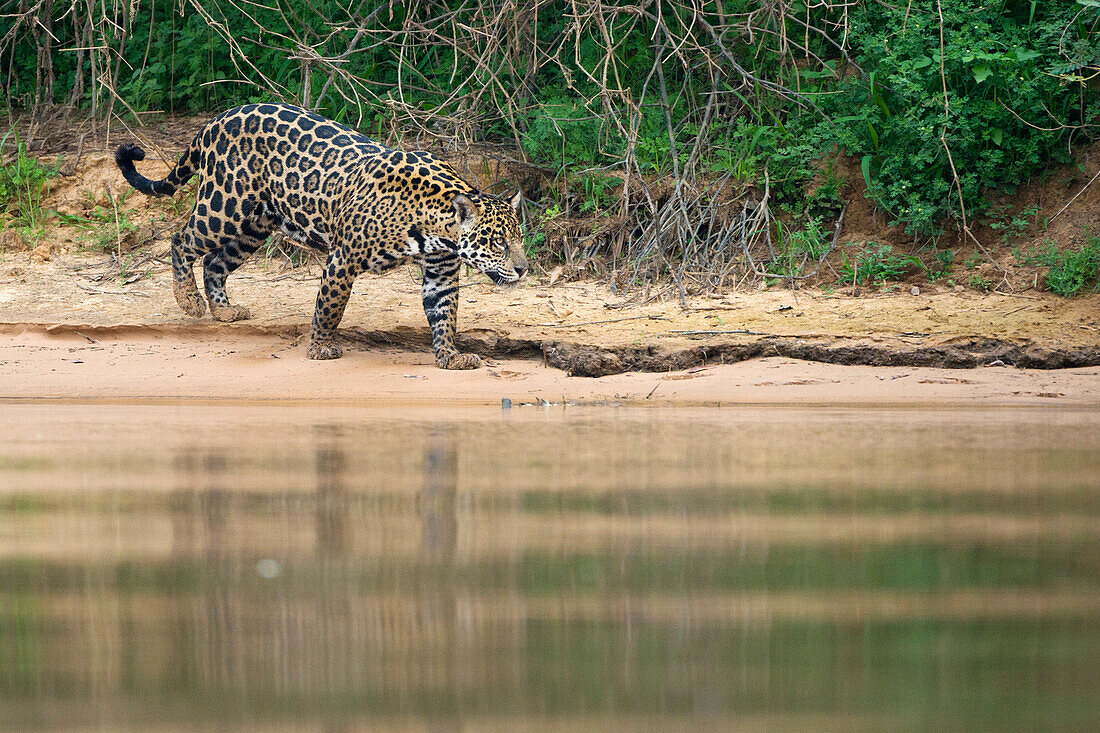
[512, 247, 529, 279]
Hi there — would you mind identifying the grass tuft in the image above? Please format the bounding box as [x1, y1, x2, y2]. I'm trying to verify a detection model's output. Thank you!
[0, 129, 56, 242]
[1042, 238, 1100, 297]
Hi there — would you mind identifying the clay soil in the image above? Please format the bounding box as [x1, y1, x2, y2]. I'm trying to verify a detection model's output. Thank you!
[1, 116, 1098, 405]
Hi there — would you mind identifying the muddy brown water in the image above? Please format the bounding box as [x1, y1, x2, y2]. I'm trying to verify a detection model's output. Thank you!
[2, 402, 1100, 730]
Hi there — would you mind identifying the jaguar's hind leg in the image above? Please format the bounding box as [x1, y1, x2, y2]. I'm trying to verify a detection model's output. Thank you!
[171, 231, 209, 318]
[203, 242, 257, 322]
[202, 217, 272, 322]
[307, 247, 356, 360]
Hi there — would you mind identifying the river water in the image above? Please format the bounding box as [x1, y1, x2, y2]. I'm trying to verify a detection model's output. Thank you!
[2, 402, 1099, 730]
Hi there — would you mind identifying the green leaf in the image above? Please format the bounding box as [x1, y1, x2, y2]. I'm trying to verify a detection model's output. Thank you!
[990, 128, 1003, 146]
[972, 64, 992, 84]
[861, 155, 876, 193]
[866, 120, 879, 151]
[868, 71, 891, 119]
[1014, 48, 1041, 62]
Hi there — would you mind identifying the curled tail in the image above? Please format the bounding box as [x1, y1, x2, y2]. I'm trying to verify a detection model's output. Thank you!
[115, 138, 201, 197]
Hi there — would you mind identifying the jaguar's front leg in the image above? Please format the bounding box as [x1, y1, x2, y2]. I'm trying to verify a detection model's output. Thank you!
[422, 253, 482, 370]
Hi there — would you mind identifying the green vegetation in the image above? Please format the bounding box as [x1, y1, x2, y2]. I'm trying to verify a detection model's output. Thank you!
[53, 189, 139, 252]
[0, 130, 56, 242]
[1045, 241, 1100, 296]
[524, 203, 561, 261]
[989, 204, 1044, 246]
[822, 3, 1097, 236]
[1029, 237, 1100, 296]
[774, 217, 829, 279]
[921, 249, 955, 283]
[1013, 233, 1100, 296]
[969, 272, 992, 292]
[840, 243, 916, 287]
[575, 174, 619, 215]
[0, 1, 1096, 289]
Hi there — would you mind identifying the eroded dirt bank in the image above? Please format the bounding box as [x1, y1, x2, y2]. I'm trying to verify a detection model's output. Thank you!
[3, 250, 1100, 371]
[3, 322, 1099, 405]
[2, 250, 1098, 405]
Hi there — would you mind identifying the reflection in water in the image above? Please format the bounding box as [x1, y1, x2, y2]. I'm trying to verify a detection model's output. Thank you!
[315, 435, 350, 557]
[421, 428, 458, 559]
[2, 404, 1100, 730]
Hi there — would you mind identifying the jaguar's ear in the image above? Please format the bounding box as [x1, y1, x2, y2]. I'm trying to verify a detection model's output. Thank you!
[452, 194, 479, 230]
[510, 190, 523, 211]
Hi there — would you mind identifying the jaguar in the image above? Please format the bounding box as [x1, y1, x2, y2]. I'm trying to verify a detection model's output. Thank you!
[116, 103, 527, 369]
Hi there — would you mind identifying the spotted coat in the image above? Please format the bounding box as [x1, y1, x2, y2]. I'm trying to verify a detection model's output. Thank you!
[115, 103, 527, 369]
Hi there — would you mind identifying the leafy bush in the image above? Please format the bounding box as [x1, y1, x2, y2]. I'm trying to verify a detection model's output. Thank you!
[1040, 238, 1100, 296]
[575, 173, 619, 214]
[819, 1, 1097, 236]
[522, 98, 617, 169]
[840, 243, 916, 286]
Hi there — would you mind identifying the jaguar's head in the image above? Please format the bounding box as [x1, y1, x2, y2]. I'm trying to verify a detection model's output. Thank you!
[451, 191, 528, 286]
